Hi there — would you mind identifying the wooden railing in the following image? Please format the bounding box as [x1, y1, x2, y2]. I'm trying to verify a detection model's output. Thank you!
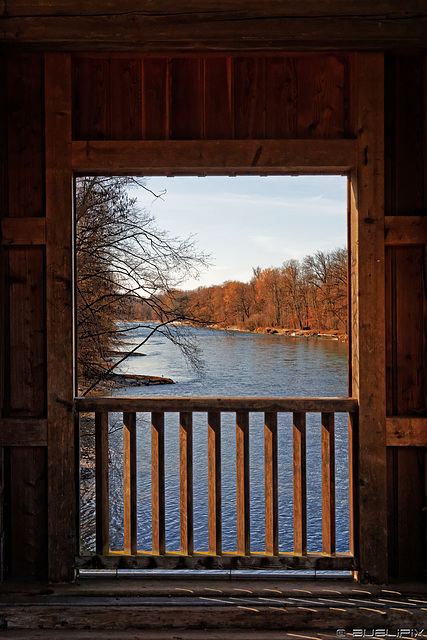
[75, 397, 358, 572]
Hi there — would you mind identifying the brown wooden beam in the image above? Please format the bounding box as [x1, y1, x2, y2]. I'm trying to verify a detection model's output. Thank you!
[1, 218, 46, 245]
[75, 396, 358, 414]
[72, 139, 357, 175]
[75, 551, 355, 571]
[349, 53, 387, 584]
[385, 216, 427, 245]
[386, 416, 427, 447]
[45, 53, 75, 582]
[0, 419, 47, 446]
[1, 3, 427, 51]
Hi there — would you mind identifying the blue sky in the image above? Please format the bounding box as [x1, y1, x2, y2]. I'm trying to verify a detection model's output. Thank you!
[137, 175, 348, 290]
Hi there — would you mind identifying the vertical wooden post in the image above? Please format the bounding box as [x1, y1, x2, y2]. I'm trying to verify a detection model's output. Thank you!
[95, 412, 109, 555]
[208, 411, 222, 555]
[264, 411, 278, 556]
[123, 412, 137, 555]
[321, 412, 336, 556]
[180, 412, 193, 555]
[350, 53, 387, 583]
[151, 411, 165, 555]
[293, 411, 307, 556]
[236, 411, 250, 556]
[45, 53, 75, 582]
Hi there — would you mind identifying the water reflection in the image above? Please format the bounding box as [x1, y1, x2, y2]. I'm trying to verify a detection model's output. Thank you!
[80, 324, 349, 555]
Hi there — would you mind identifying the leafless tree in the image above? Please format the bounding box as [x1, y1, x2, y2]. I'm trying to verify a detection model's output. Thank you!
[76, 176, 210, 394]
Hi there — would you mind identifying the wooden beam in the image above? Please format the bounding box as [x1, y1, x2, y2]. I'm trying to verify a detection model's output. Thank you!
[151, 412, 165, 556]
[1, 218, 46, 245]
[2, 3, 427, 51]
[75, 551, 356, 571]
[75, 396, 358, 414]
[45, 53, 75, 582]
[236, 411, 250, 556]
[72, 139, 357, 175]
[385, 216, 427, 245]
[95, 412, 109, 556]
[293, 412, 307, 556]
[179, 412, 193, 555]
[349, 53, 387, 583]
[207, 411, 221, 556]
[123, 412, 137, 556]
[0, 419, 47, 446]
[264, 412, 278, 556]
[386, 416, 427, 447]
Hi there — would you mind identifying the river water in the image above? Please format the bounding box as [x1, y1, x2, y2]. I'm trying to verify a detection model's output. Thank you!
[80, 323, 350, 556]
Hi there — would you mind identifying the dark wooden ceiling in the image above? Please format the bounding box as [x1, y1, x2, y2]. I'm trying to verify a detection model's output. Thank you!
[1, 1, 427, 52]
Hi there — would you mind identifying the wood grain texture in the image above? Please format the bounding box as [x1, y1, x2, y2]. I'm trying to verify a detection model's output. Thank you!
[76, 396, 358, 413]
[123, 412, 137, 555]
[171, 59, 203, 140]
[7, 56, 45, 218]
[72, 139, 358, 175]
[264, 412, 278, 556]
[6, 447, 47, 577]
[1, 218, 46, 245]
[109, 58, 142, 140]
[76, 551, 356, 571]
[7, 246, 46, 417]
[45, 53, 75, 581]
[233, 57, 264, 139]
[297, 55, 345, 139]
[1, 418, 47, 446]
[207, 411, 221, 555]
[179, 412, 193, 555]
[265, 57, 297, 139]
[204, 58, 233, 140]
[2, 5, 427, 51]
[236, 411, 250, 556]
[73, 57, 110, 140]
[386, 417, 427, 447]
[95, 412, 109, 556]
[321, 412, 335, 556]
[384, 216, 427, 245]
[151, 412, 165, 555]
[349, 53, 387, 583]
[293, 411, 307, 556]
[142, 58, 170, 140]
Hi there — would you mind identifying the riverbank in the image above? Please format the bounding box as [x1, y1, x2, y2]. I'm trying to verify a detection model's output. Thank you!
[209, 324, 348, 342]
[79, 372, 174, 396]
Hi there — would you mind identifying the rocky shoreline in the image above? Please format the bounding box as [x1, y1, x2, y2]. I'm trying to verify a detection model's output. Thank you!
[210, 324, 348, 342]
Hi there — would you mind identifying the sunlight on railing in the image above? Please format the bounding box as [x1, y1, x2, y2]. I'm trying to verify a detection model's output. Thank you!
[75, 396, 358, 572]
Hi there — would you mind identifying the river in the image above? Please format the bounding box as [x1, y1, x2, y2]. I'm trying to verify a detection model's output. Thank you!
[80, 323, 350, 557]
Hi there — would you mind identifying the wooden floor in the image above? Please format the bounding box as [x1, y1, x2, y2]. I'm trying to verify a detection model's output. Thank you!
[1, 576, 427, 637]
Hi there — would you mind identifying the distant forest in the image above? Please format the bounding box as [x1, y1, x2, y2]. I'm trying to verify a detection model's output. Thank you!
[131, 247, 348, 333]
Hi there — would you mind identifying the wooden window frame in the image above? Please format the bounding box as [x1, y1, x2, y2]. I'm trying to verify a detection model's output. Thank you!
[44, 52, 387, 582]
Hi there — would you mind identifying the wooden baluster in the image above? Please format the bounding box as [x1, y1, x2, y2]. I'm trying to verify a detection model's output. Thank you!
[123, 412, 137, 555]
[95, 411, 109, 555]
[293, 411, 307, 555]
[321, 412, 336, 555]
[265, 411, 278, 556]
[151, 411, 165, 555]
[180, 412, 193, 555]
[208, 411, 222, 555]
[348, 411, 359, 558]
[236, 411, 250, 556]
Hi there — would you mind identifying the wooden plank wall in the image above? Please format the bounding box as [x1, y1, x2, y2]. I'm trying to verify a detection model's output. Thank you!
[72, 55, 351, 142]
[1, 56, 48, 578]
[385, 54, 427, 579]
[1, 49, 426, 582]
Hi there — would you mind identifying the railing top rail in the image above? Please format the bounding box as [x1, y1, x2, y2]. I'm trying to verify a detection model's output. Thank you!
[74, 396, 358, 414]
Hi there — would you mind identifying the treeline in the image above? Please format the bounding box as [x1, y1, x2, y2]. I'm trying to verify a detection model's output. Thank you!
[132, 247, 348, 332]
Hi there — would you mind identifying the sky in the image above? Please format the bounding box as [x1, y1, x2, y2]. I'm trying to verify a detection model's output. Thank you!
[136, 175, 348, 290]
